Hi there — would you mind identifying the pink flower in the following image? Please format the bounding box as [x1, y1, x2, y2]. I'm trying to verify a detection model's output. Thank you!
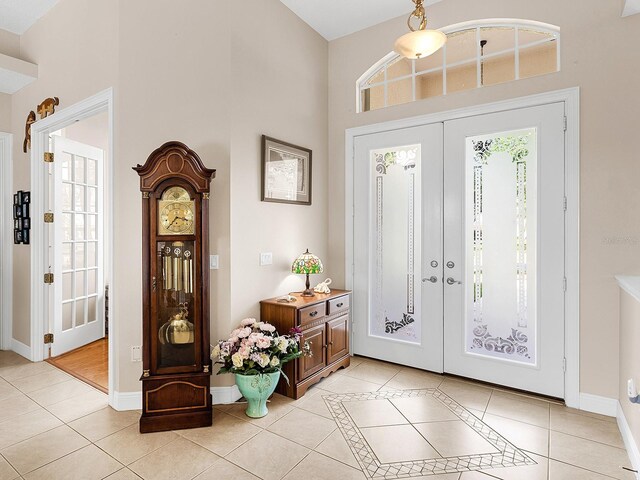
[238, 343, 252, 359]
[256, 336, 271, 349]
[237, 327, 252, 338]
[259, 323, 276, 333]
[240, 318, 257, 327]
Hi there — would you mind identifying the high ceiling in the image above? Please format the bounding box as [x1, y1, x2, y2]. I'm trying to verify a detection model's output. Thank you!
[279, 0, 442, 41]
[0, 0, 59, 34]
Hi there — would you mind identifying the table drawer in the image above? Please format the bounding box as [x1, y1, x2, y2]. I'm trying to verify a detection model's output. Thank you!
[327, 295, 349, 315]
[299, 303, 326, 326]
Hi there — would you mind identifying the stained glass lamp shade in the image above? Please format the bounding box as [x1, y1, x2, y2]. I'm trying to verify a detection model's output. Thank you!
[292, 249, 324, 297]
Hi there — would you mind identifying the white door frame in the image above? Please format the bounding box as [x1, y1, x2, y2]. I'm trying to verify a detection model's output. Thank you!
[0, 132, 13, 351]
[345, 87, 580, 409]
[30, 88, 115, 406]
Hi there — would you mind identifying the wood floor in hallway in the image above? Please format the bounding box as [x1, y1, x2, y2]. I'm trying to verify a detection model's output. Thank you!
[46, 337, 108, 393]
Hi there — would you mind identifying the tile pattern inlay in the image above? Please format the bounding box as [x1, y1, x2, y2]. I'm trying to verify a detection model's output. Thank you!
[324, 388, 535, 478]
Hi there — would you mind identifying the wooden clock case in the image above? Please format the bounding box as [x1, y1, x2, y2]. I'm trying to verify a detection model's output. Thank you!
[134, 141, 215, 433]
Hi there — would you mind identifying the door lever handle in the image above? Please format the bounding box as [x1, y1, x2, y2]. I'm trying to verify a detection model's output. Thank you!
[446, 277, 462, 285]
[422, 276, 438, 284]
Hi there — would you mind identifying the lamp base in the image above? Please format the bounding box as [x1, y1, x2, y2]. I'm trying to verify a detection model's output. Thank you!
[301, 273, 315, 297]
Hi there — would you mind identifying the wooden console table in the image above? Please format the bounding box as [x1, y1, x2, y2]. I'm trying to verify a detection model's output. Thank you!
[260, 290, 351, 399]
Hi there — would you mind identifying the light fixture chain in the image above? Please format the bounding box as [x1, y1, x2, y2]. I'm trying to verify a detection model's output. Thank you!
[408, 0, 427, 32]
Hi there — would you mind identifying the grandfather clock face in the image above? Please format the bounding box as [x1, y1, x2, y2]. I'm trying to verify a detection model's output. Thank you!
[158, 187, 195, 235]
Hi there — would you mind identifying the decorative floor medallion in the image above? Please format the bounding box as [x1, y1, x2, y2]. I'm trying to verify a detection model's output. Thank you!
[323, 388, 535, 478]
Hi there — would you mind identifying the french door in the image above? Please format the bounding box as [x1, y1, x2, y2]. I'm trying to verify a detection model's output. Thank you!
[51, 136, 105, 356]
[352, 103, 566, 398]
[353, 124, 444, 372]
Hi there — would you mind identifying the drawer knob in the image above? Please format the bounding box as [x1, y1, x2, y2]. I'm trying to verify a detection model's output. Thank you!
[336, 302, 344, 308]
[310, 311, 318, 318]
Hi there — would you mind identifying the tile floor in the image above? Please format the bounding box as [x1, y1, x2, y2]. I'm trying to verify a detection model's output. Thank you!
[0, 350, 634, 480]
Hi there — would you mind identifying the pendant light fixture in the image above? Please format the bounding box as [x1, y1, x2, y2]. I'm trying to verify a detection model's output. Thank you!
[394, 0, 446, 60]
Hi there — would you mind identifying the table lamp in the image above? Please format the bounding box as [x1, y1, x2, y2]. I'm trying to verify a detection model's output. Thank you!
[292, 249, 324, 297]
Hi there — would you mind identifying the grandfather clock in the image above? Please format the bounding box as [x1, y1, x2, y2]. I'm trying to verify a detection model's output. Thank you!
[133, 141, 215, 433]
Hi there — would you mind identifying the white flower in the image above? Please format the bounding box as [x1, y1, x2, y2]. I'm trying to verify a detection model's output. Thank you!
[270, 357, 280, 367]
[211, 344, 221, 360]
[240, 318, 257, 327]
[277, 338, 288, 352]
[259, 322, 276, 333]
[257, 353, 270, 368]
[231, 353, 244, 368]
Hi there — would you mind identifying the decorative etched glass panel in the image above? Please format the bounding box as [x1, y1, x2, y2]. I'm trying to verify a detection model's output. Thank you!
[465, 128, 537, 365]
[370, 145, 422, 344]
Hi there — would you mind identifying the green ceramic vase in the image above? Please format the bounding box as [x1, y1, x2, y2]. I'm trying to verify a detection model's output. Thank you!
[234, 371, 280, 418]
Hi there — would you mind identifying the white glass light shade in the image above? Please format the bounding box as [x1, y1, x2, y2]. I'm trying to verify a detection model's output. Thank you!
[394, 29, 447, 60]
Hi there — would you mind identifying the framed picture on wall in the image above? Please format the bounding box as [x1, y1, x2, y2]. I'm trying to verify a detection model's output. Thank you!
[261, 135, 312, 206]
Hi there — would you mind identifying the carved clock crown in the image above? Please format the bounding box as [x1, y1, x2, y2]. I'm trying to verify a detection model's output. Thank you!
[133, 141, 216, 193]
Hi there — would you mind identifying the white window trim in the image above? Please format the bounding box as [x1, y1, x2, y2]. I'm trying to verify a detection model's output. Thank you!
[357, 19, 561, 113]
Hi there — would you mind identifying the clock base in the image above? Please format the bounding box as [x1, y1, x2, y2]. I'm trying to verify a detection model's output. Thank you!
[140, 372, 212, 433]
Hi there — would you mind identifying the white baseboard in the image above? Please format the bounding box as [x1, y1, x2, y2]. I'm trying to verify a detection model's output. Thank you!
[11, 339, 32, 361]
[111, 391, 142, 411]
[579, 392, 618, 417]
[617, 401, 640, 479]
[111, 385, 242, 411]
[212, 385, 242, 405]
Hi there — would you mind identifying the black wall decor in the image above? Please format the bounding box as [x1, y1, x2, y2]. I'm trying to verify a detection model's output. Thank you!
[13, 190, 30, 245]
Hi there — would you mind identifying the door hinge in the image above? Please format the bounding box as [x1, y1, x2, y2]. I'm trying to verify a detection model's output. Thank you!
[563, 196, 567, 211]
[44, 273, 54, 284]
[563, 277, 567, 292]
[44, 152, 54, 163]
[563, 357, 567, 372]
[44, 333, 54, 344]
[563, 116, 567, 132]
[44, 212, 54, 223]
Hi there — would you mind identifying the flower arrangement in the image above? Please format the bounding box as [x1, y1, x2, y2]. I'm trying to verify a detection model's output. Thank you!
[211, 318, 304, 377]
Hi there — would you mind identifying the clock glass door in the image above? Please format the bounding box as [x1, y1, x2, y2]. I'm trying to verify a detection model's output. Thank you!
[155, 240, 198, 371]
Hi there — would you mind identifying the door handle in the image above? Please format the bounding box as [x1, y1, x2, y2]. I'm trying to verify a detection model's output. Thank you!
[446, 277, 462, 285]
[422, 276, 438, 283]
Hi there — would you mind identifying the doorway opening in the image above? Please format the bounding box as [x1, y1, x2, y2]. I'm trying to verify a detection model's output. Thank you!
[30, 89, 114, 403]
[44, 111, 109, 393]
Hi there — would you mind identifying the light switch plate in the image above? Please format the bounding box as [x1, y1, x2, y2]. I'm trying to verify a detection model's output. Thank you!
[131, 346, 142, 362]
[260, 252, 273, 266]
[210, 255, 219, 270]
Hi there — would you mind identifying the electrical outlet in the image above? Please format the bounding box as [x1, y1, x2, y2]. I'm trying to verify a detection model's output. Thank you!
[131, 346, 142, 362]
[260, 252, 273, 266]
[210, 254, 219, 270]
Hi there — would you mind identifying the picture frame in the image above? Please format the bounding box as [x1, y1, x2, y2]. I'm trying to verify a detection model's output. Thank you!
[22, 229, 30, 245]
[15, 219, 22, 230]
[22, 191, 30, 203]
[22, 203, 29, 218]
[22, 218, 30, 229]
[261, 135, 312, 206]
[14, 204, 22, 218]
[14, 230, 22, 244]
[13, 193, 19, 205]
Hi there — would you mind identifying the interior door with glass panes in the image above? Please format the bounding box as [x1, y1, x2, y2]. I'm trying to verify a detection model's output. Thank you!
[52, 136, 104, 356]
[353, 124, 444, 372]
[443, 103, 566, 398]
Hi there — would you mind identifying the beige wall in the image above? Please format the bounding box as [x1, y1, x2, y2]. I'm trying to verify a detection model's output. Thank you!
[328, 0, 640, 398]
[620, 290, 640, 447]
[4, 0, 327, 394]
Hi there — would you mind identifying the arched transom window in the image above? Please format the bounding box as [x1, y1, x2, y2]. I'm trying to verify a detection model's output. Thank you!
[358, 20, 560, 113]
